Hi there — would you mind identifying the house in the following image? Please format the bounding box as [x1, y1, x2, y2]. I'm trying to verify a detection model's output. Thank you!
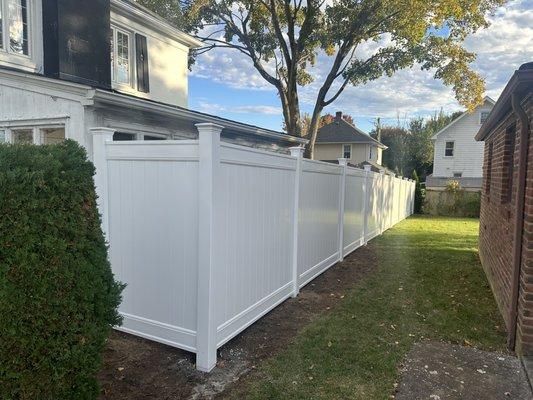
[0, 0, 306, 153]
[427, 97, 495, 191]
[314, 112, 387, 166]
[475, 62, 532, 362]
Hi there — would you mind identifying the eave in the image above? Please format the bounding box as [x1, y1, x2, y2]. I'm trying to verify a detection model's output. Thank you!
[111, 0, 203, 49]
[89, 89, 308, 145]
[475, 68, 533, 141]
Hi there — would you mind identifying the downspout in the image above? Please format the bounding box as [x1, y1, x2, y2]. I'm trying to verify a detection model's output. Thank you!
[509, 93, 531, 351]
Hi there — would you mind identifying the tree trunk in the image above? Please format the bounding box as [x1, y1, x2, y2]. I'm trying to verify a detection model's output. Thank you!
[304, 104, 324, 159]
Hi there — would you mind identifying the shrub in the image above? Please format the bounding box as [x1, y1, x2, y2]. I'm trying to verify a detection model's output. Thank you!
[0, 140, 124, 399]
[412, 170, 424, 214]
[423, 180, 481, 218]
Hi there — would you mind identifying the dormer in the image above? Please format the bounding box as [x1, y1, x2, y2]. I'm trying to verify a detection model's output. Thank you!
[109, 0, 202, 107]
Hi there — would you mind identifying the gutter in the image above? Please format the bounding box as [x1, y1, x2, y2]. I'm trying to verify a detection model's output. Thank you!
[509, 92, 531, 351]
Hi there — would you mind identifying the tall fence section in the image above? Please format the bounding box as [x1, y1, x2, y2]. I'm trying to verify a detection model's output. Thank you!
[91, 124, 415, 372]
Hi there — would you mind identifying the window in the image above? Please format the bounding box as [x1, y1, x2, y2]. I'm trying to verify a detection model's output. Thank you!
[0, 0, 29, 56]
[111, 28, 131, 86]
[480, 111, 490, 125]
[12, 128, 32, 143]
[113, 132, 135, 141]
[144, 135, 166, 140]
[445, 141, 454, 157]
[453, 172, 463, 178]
[1, 125, 65, 144]
[40, 127, 65, 145]
[369, 146, 373, 160]
[111, 26, 150, 92]
[343, 144, 351, 159]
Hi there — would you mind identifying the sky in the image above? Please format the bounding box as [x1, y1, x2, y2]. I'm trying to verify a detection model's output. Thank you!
[189, 0, 533, 134]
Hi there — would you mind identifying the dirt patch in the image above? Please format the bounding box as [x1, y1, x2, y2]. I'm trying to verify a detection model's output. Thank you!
[395, 342, 531, 400]
[98, 245, 377, 399]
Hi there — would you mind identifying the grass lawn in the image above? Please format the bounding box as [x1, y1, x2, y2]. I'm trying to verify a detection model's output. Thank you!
[229, 216, 507, 400]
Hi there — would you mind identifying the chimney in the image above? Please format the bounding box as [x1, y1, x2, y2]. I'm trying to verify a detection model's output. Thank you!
[335, 111, 343, 123]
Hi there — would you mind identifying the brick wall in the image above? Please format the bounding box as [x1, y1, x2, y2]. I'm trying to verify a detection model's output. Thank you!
[478, 95, 533, 355]
[517, 96, 533, 354]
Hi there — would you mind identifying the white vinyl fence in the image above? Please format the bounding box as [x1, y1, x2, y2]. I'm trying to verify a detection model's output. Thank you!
[91, 124, 415, 372]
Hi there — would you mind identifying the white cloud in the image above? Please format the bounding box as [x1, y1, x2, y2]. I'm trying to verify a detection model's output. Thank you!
[191, 0, 533, 122]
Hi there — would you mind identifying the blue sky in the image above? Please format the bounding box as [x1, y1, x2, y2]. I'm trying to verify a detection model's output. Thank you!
[189, 0, 533, 134]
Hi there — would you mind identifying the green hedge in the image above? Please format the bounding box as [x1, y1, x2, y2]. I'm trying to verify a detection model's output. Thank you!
[0, 140, 124, 399]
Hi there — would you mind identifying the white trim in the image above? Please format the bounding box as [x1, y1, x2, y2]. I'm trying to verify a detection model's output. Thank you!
[0, 0, 43, 73]
[111, 26, 133, 88]
[117, 313, 197, 353]
[342, 143, 352, 159]
[430, 96, 497, 140]
[1, 118, 68, 144]
[110, 0, 202, 49]
[444, 140, 455, 158]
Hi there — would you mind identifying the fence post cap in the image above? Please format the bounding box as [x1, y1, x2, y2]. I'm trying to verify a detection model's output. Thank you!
[289, 146, 305, 157]
[195, 123, 225, 134]
[363, 165, 372, 172]
[338, 158, 348, 166]
[90, 127, 115, 138]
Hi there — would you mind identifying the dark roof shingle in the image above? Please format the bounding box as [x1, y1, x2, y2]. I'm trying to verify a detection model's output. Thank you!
[316, 119, 386, 148]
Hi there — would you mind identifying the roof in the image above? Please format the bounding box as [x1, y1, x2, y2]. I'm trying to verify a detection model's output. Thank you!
[316, 118, 387, 149]
[111, 0, 203, 48]
[0, 67, 306, 146]
[92, 89, 308, 145]
[430, 96, 496, 140]
[476, 62, 533, 141]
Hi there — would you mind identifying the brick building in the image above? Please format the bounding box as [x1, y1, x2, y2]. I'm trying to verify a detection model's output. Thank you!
[476, 62, 533, 356]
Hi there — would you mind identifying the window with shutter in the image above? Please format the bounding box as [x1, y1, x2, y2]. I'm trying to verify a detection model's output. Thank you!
[136, 33, 149, 93]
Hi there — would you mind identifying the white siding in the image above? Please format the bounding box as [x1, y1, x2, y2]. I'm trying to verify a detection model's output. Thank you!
[433, 100, 494, 178]
[111, 8, 191, 107]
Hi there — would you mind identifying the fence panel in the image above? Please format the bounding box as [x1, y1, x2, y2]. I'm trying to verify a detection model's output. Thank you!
[343, 168, 366, 253]
[91, 126, 416, 372]
[106, 141, 200, 352]
[214, 143, 296, 347]
[298, 160, 343, 287]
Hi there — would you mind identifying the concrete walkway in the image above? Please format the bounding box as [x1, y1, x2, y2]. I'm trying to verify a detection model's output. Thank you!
[395, 342, 532, 400]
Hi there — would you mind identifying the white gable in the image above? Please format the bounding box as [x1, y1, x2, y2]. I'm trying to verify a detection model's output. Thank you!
[432, 98, 495, 179]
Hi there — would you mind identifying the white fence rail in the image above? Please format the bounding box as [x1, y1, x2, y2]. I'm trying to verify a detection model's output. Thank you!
[91, 124, 415, 372]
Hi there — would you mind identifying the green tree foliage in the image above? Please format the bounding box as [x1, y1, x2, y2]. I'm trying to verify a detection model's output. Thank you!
[0, 140, 124, 399]
[371, 109, 463, 178]
[143, 0, 505, 157]
[412, 169, 424, 214]
[374, 125, 410, 175]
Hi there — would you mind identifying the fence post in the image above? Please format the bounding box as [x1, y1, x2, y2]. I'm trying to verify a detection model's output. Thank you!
[389, 173, 395, 229]
[379, 170, 385, 234]
[362, 165, 371, 245]
[90, 127, 115, 240]
[337, 158, 347, 261]
[196, 122, 224, 372]
[290, 146, 304, 298]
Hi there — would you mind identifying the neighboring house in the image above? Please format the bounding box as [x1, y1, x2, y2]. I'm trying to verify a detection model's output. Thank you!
[314, 112, 387, 166]
[475, 62, 533, 362]
[427, 96, 495, 191]
[0, 0, 306, 153]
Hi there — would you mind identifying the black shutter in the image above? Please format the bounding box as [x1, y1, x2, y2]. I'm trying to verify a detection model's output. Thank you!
[136, 34, 150, 93]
